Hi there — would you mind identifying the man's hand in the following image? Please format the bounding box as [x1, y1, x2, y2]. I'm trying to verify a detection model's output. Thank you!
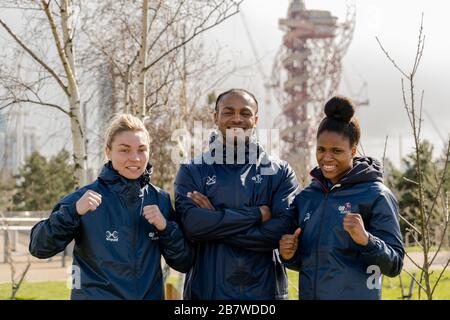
[343, 213, 369, 246]
[187, 191, 215, 210]
[259, 205, 272, 222]
[75, 190, 102, 216]
[143, 205, 167, 231]
[279, 228, 301, 260]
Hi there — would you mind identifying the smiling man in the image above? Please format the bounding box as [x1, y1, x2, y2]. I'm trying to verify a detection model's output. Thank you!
[174, 88, 299, 300]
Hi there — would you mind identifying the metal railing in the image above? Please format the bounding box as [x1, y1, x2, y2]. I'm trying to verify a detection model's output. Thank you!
[0, 211, 72, 267]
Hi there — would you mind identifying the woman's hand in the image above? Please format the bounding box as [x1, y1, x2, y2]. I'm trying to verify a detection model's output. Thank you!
[343, 213, 369, 246]
[279, 228, 301, 260]
[143, 205, 167, 231]
[75, 190, 102, 216]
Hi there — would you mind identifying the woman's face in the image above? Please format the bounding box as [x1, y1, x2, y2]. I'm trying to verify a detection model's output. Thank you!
[316, 130, 356, 185]
[105, 130, 150, 180]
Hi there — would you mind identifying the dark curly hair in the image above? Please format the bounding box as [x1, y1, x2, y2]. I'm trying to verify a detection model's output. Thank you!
[317, 96, 361, 146]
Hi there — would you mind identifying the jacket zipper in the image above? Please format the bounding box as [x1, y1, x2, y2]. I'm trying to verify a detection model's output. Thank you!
[312, 184, 341, 299]
[313, 192, 328, 299]
[133, 194, 144, 297]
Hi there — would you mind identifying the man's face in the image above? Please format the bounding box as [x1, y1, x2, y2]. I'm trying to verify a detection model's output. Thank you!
[214, 92, 258, 145]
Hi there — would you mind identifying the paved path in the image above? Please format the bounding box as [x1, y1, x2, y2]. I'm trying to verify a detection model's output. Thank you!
[0, 241, 72, 283]
[403, 251, 450, 270]
[0, 255, 72, 284]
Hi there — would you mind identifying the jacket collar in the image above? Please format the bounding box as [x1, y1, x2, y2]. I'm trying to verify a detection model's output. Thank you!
[206, 131, 263, 165]
[310, 156, 383, 192]
[98, 161, 152, 200]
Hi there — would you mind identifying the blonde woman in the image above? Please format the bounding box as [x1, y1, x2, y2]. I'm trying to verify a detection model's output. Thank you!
[30, 114, 192, 300]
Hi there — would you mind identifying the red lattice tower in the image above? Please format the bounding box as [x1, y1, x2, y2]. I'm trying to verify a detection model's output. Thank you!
[271, 0, 355, 183]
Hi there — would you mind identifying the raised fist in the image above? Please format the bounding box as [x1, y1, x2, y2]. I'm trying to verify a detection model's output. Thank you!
[143, 205, 167, 231]
[75, 190, 102, 216]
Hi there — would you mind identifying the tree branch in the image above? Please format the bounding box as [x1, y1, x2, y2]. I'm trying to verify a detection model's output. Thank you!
[143, 1, 241, 72]
[0, 98, 70, 116]
[375, 36, 409, 78]
[431, 258, 450, 297]
[0, 18, 68, 94]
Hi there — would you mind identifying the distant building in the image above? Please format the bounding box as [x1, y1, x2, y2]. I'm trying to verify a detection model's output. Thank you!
[0, 110, 37, 173]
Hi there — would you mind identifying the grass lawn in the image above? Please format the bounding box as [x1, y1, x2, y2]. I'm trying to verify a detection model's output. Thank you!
[0, 281, 70, 300]
[287, 269, 450, 300]
[1, 270, 449, 300]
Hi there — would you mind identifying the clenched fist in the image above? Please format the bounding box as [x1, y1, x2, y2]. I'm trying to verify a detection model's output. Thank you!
[279, 228, 301, 260]
[143, 205, 167, 231]
[343, 213, 369, 246]
[76, 190, 102, 216]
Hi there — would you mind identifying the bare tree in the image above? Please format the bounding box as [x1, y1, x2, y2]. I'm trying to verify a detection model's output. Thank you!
[377, 14, 450, 300]
[0, 211, 31, 300]
[78, 0, 241, 116]
[0, 0, 88, 186]
[1, 0, 242, 186]
[76, 0, 242, 185]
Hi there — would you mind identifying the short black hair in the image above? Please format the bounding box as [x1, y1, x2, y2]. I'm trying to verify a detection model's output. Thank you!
[215, 88, 259, 113]
[317, 96, 361, 146]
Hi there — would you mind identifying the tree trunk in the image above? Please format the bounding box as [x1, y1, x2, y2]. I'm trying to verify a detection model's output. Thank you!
[60, 0, 87, 186]
[136, 0, 149, 118]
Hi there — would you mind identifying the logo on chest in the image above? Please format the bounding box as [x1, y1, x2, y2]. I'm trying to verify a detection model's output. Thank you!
[106, 231, 119, 242]
[206, 175, 217, 186]
[338, 202, 352, 215]
[304, 212, 311, 222]
[251, 174, 263, 184]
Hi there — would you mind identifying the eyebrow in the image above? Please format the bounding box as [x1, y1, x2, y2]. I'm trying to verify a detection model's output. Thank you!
[221, 106, 235, 111]
[222, 106, 254, 112]
[117, 144, 148, 148]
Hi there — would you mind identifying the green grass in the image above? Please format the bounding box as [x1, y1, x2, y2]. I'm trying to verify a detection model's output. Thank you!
[287, 269, 450, 300]
[0, 281, 70, 300]
[2, 270, 449, 300]
[382, 270, 450, 300]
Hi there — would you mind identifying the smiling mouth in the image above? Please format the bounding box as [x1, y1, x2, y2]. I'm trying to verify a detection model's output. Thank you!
[126, 166, 141, 171]
[322, 164, 337, 172]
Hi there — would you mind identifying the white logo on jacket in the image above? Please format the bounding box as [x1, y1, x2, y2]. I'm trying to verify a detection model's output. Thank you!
[106, 231, 119, 242]
[206, 175, 216, 185]
[304, 212, 311, 222]
[338, 202, 352, 215]
[251, 174, 263, 184]
[148, 232, 159, 240]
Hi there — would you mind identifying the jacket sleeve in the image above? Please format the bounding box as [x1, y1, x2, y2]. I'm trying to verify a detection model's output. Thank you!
[221, 163, 299, 252]
[356, 190, 404, 277]
[280, 250, 302, 271]
[174, 165, 263, 242]
[29, 201, 81, 259]
[158, 194, 194, 273]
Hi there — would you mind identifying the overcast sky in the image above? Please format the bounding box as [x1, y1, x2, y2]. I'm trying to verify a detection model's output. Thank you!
[2, 0, 449, 170]
[203, 0, 450, 168]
